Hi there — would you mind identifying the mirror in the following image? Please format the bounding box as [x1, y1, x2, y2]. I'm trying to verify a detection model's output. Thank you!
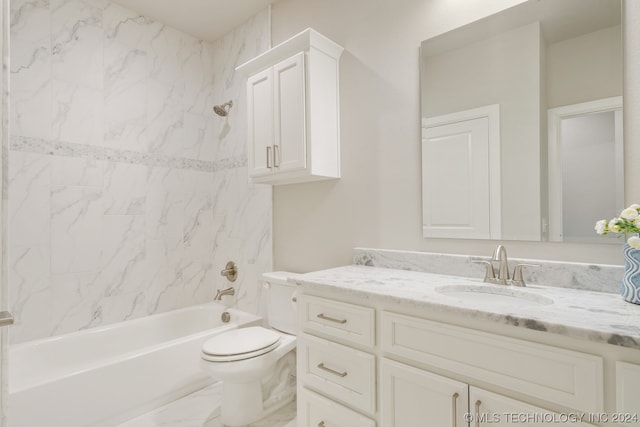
[420, 0, 622, 242]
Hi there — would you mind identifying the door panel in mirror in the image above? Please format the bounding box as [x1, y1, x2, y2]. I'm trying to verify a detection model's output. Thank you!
[548, 97, 623, 243]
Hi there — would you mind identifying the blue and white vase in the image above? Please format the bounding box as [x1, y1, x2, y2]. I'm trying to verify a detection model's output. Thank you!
[621, 243, 640, 304]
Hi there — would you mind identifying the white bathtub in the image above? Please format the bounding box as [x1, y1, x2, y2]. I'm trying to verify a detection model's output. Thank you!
[9, 303, 262, 427]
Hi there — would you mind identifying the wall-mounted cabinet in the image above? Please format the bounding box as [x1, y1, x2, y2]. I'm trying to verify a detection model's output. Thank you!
[236, 28, 343, 185]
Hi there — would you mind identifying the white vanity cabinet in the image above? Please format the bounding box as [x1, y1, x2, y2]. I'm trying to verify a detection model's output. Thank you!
[381, 311, 604, 414]
[295, 290, 613, 427]
[297, 294, 377, 426]
[237, 28, 343, 185]
[380, 311, 601, 427]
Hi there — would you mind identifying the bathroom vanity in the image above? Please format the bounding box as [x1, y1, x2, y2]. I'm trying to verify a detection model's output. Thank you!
[293, 251, 640, 427]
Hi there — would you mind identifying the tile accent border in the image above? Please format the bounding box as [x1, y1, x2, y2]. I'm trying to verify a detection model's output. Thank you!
[11, 135, 247, 173]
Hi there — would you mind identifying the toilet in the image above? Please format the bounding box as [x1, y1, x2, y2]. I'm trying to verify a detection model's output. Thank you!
[200, 271, 298, 426]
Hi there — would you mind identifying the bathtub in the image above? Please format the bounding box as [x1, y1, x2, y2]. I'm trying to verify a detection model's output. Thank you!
[9, 303, 262, 427]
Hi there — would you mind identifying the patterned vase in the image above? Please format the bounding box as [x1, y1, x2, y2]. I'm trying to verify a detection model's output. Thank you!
[621, 243, 640, 304]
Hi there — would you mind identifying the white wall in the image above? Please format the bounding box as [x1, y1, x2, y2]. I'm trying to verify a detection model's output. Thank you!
[547, 25, 623, 109]
[271, 0, 636, 273]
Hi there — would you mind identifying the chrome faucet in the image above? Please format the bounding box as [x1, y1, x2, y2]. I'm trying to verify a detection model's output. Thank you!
[492, 245, 510, 285]
[214, 287, 235, 300]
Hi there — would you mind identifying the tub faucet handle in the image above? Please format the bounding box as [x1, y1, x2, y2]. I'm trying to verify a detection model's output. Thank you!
[220, 261, 238, 282]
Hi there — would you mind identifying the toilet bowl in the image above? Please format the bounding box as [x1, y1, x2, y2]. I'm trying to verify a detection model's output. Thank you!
[200, 272, 299, 426]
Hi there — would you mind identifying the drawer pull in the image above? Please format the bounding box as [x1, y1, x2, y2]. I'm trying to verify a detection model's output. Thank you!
[474, 400, 482, 427]
[452, 392, 459, 427]
[317, 313, 347, 324]
[318, 422, 326, 427]
[317, 362, 348, 377]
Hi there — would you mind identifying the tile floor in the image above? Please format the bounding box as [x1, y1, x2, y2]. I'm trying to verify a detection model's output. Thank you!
[117, 382, 296, 427]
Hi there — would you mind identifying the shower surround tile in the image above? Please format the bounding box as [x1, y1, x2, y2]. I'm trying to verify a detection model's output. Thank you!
[7, 152, 51, 248]
[10, 0, 52, 140]
[8, 1, 272, 344]
[50, 185, 104, 274]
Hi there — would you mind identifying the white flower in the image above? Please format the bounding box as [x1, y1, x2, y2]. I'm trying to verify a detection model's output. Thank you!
[609, 218, 622, 233]
[620, 207, 640, 220]
[594, 203, 640, 239]
[628, 235, 640, 249]
[595, 219, 608, 235]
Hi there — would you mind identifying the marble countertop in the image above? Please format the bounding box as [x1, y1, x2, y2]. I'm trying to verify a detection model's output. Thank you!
[292, 265, 640, 350]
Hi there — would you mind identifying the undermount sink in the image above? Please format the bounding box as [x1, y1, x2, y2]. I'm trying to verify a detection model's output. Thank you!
[435, 284, 554, 307]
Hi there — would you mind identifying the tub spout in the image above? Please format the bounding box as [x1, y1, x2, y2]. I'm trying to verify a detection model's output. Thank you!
[214, 287, 235, 301]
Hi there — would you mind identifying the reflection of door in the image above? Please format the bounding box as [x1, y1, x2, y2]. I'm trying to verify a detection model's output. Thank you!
[422, 105, 501, 239]
[547, 97, 623, 243]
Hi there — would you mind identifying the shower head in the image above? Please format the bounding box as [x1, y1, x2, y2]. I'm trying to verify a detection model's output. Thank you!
[213, 100, 233, 117]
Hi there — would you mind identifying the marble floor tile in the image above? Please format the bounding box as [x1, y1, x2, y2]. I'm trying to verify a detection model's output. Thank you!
[118, 382, 296, 427]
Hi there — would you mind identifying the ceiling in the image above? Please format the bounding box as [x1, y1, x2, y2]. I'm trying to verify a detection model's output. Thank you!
[111, 0, 274, 42]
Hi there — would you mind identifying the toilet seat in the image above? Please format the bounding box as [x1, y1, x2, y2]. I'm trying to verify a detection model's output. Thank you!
[201, 326, 282, 362]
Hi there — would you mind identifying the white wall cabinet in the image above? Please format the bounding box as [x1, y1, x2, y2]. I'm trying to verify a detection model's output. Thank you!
[237, 28, 343, 185]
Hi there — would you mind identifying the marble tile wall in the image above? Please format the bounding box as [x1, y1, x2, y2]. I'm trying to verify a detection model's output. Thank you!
[8, 0, 271, 344]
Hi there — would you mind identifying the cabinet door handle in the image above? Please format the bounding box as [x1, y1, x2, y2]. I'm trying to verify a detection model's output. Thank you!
[317, 313, 347, 324]
[474, 400, 482, 427]
[273, 144, 280, 167]
[451, 392, 459, 427]
[266, 146, 273, 169]
[317, 362, 348, 377]
[318, 422, 325, 427]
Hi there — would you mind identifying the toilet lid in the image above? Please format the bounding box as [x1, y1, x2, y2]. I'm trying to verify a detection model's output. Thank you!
[202, 326, 281, 362]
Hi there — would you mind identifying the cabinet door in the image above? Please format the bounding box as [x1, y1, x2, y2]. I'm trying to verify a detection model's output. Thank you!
[616, 361, 640, 427]
[469, 387, 597, 427]
[380, 358, 468, 427]
[273, 52, 307, 173]
[247, 67, 274, 177]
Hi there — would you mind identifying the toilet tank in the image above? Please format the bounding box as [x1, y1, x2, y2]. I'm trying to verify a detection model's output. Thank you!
[263, 271, 299, 335]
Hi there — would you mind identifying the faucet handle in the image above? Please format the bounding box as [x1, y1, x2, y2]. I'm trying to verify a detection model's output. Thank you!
[472, 260, 496, 283]
[220, 261, 238, 282]
[511, 263, 540, 287]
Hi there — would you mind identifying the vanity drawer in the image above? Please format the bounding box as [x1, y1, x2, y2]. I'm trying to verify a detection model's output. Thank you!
[298, 333, 376, 415]
[298, 387, 376, 427]
[381, 311, 603, 413]
[299, 294, 375, 348]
